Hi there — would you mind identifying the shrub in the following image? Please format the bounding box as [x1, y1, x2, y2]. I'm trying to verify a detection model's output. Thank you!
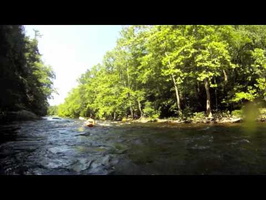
[143, 101, 160, 119]
[182, 107, 193, 118]
[191, 112, 205, 121]
[231, 109, 243, 118]
[213, 110, 231, 119]
[259, 108, 266, 116]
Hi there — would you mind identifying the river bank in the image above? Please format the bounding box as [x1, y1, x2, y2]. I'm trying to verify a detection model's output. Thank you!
[123, 116, 266, 124]
[0, 110, 41, 124]
[74, 114, 266, 125]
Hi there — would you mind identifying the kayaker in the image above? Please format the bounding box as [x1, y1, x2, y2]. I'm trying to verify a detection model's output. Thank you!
[85, 117, 95, 127]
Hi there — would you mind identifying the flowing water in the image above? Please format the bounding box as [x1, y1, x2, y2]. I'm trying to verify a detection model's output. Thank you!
[1, 117, 266, 175]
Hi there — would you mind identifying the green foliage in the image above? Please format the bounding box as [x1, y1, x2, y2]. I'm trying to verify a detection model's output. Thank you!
[57, 25, 266, 121]
[259, 108, 266, 115]
[231, 110, 243, 118]
[232, 92, 256, 102]
[0, 25, 55, 116]
[48, 106, 58, 116]
[143, 101, 160, 119]
[192, 112, 206, 121]
[182, 107, 194, 118]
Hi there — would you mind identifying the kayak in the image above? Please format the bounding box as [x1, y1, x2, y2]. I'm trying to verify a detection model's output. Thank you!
[84, 118, 95, 127]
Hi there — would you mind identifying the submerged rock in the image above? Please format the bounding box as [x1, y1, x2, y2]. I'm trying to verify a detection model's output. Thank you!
[70, 159, 94, 173]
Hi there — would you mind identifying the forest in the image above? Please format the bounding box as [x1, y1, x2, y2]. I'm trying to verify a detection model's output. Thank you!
[1, 25, 265, 121]
[0, 25, 55, 117]
[54, 25, 266, 121]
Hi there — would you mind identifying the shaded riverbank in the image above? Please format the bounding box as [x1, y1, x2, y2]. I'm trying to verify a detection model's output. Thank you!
[0, 110, 41, 124]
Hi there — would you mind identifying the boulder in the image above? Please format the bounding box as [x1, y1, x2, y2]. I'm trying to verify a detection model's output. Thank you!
[230, 118, 242, 123]
[79, 117, 86, 120]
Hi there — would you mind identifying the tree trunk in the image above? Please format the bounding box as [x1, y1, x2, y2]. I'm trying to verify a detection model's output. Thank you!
[127, 91, 134, 119]
[165, 52, 182, 116]
[113, 112, 116, 121]
[137, 99, 143, 118]
[171, 74, 182, 116]
[129, 102, 134, 119]
[214, 77, 218, 111]
[223, 69, 228, 83]
[222, 69, 228, 95]
[204, 78, 212, 118]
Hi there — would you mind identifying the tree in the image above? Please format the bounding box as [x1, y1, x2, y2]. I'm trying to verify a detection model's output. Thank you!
[59, 25, 266, 120]
[0, 25, 55, 116]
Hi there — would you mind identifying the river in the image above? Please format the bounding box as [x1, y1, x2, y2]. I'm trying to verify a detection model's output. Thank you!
[1, 117, 266, 175]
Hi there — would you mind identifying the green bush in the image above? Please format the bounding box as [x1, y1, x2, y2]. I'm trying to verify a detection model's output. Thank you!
[143, 101, 160, 119]
[192, 112, 205, 121]
[231, 109, 243, 118]
[213, 110, 231, 119]
[259, 108, 266, 115]
[182, 107, 193, 118]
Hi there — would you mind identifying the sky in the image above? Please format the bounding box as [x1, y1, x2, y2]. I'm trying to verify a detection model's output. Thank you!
[24, 25, 123, 106]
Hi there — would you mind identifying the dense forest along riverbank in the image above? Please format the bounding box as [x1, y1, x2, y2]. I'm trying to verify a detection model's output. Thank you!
[1, 117, 266, 175]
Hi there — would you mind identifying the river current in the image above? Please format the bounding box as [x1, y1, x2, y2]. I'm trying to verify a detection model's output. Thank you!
[1, 117, 266, 175]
